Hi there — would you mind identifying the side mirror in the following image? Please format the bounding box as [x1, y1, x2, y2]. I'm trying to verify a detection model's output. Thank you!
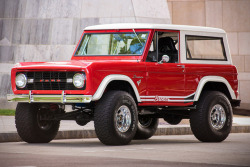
[159, 55, 170, 64]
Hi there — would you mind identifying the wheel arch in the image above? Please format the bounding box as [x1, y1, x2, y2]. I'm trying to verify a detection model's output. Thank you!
[194, 76, 236, 102]
[92, 74, 141, 102]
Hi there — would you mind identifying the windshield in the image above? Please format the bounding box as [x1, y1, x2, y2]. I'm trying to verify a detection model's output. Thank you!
[75, 32, 149, 56]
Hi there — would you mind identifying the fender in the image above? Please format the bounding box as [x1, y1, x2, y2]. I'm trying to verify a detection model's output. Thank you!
[194, 76, 236, 101]
[92, 74, 141, 102]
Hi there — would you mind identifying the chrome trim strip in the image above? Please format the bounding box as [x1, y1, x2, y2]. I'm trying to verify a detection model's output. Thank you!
[29, 91, 33, 103]
[66, 78, 73, 83]
[140, 93, 195, 99]
[140, 99, 194, 102]
[140, 93, 195, 102]
[27, 78, 34, 83]
[7, 94, 92, 103]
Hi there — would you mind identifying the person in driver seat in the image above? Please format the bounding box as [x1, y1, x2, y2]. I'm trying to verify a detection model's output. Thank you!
[147, 36, 178, 63]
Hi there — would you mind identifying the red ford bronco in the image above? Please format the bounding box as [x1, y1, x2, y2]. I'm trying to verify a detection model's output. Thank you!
[8, 23, 240, 145]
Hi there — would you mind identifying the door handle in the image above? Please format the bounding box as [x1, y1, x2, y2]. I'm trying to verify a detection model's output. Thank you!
[177, 65, 185, 72]
[177, 65, 185, 68]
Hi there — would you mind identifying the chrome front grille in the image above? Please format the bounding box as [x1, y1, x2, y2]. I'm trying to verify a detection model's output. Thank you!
[16, 71, 85, 90]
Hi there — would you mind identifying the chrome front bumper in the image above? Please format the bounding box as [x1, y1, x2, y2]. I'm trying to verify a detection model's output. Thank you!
[7, 91, 92, 103]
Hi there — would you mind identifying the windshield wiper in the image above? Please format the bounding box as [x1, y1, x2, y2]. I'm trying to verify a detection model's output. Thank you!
[133, 29, 143, 46]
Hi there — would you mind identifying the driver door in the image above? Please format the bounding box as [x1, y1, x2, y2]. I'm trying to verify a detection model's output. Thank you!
[144, 31, 186, 103]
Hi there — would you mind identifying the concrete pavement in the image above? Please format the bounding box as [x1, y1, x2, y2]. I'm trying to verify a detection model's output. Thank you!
[0, 134, 250, 166]
[1, 115, 250, 143]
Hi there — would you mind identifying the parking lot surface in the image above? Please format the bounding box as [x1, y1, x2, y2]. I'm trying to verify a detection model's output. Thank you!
[0, 133, 250, 167]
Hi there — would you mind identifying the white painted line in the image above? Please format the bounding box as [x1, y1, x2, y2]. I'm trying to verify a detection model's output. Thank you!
[124, 149, 136, 151]
[142, 148, 155, 150]
[104, 150, 115, 152]
[14, 166, 37, 167]
[84, 150, 96, 153]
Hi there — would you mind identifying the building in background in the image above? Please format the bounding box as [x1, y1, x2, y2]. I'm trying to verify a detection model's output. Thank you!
[167, 0, 250, 108]
[0, 0, 249, 109]
[0, 0, 171, 109]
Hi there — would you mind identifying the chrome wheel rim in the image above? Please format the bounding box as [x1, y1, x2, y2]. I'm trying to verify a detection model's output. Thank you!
[210, 104, 226, 130]
[115, 105, 131, 133]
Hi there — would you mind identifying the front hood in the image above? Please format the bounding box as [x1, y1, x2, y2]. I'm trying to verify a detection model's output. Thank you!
[14, 61, 92, 71]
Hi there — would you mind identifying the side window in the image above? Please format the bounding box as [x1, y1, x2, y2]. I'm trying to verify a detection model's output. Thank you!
[186, 35, 227, 61]
[146, 31, 179, 63]
[146, 33, 157, 62]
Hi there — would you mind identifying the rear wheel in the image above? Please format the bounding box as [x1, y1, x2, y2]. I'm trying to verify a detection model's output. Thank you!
[94, 91, 138, 145]
[134, 117, 158, 140]
[15, 103, 60, 143]
[190, 91, 232, 142]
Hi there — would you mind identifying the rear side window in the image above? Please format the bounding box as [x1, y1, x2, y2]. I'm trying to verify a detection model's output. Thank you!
[186, 35, 226, 61]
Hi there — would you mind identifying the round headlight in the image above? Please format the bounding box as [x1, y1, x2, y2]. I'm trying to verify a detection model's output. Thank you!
[73, 73, 85, 88]
[15, 73, 27, 88]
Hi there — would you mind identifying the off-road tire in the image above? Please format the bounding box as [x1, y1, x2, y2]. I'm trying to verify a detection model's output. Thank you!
[134, 117, 158, 140]
[190, 91, 232, 142]
[15, 103, 60, 143]
[94, 91, 138, 145]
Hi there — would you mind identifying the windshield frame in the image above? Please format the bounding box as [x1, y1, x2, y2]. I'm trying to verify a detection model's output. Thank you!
[73, 30, 150, 57]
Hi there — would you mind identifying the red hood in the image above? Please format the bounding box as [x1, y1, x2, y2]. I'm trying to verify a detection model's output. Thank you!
[14, 61, 92, 71]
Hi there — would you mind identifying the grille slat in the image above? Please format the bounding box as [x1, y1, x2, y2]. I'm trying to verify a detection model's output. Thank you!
[16, 71, 85, 90]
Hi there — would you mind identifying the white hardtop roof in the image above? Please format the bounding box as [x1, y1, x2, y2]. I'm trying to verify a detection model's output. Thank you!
[85, 23, 225, 33]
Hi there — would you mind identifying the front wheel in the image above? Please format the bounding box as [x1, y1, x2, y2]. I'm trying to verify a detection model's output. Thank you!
[15, 103, 60, 143]
[190, 91, 233, 142]
[94, 91, 138, 145]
